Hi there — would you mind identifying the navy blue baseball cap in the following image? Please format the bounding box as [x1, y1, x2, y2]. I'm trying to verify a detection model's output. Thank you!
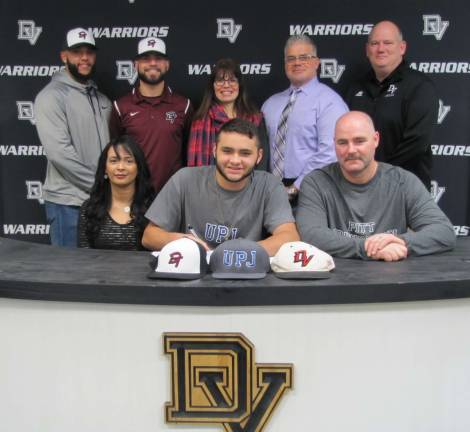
[210, 239, 270, 279]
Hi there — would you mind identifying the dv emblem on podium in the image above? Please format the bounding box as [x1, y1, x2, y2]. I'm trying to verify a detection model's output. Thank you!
[163, 333, 293, 432]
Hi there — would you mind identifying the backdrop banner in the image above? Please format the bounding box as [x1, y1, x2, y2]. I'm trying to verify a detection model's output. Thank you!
[1, 0, 468, 243]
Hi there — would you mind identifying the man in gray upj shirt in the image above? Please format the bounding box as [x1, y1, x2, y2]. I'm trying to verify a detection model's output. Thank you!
[35, 28, 111, 247]
[142, 118, 299, 256]
[296, 111, 455, 261]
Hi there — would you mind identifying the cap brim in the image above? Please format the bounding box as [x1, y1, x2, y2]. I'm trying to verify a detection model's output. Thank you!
[135, 50, 167, 59]
[66, 43, 97, 50]
[273, 271, 331, 279]
[212, 272, 267, 280]
[147, 270, 203, 280]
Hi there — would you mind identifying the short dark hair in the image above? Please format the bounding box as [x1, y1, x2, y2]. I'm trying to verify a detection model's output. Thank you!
[215, 118, 260, 148]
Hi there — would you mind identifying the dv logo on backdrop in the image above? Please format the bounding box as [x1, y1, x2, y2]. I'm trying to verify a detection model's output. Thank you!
[17, 20, 42, 45]
[430, 180, 445, 204]
[437, 99, 450, 124]
[17, 101, 35, 125]
[164, 333, 293, 432]
[116, 61, 138, 85]
[320, 59, 345, 83]
[26, 181, 44, 205]
[216, 18, 242, 43]
[423, 14, 449, 40]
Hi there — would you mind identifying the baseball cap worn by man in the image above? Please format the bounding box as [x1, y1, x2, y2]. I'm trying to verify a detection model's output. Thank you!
[64, 28, 96, 50]
[271, 241, 335, 279]
[136, 37, 167, 58]
[148, 237, 208, 280]
[210, 239, 270, 280]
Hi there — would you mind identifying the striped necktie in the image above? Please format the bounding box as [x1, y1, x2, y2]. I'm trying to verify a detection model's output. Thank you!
[272, 88, 299, 178]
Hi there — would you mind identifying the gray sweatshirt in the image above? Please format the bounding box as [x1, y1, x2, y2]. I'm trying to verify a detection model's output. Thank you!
[296, 162, 456, 259]
[35, 70, 111, 206]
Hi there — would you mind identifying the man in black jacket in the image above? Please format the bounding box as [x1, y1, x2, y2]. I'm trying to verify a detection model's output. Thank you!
[346, 20, 438, 190]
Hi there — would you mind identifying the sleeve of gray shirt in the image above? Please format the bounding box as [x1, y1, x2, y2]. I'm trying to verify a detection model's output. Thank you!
[263, 175, 295, 233]
[35, 89, 97, 192]
[144, 172, 183, 232]
[296, 172, 368, 259]
[400, 172, 456, 255]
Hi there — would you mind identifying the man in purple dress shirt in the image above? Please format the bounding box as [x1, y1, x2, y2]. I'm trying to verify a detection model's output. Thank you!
[262, 35, 348, 202]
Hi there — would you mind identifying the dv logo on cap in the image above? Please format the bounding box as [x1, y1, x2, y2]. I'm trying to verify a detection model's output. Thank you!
[293, 250, 313, 267]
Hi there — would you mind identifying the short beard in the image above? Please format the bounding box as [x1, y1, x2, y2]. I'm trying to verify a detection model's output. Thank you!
[138, 69, 167, 86]
[66, 60, 95, 83]
[214, 157, 254, 185]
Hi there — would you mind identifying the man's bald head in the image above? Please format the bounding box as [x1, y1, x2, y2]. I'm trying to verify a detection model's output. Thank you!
[335, 111, 376, 137]
[368, 20, 403, 43]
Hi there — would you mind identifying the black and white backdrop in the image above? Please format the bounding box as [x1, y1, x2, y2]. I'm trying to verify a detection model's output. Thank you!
[1, 0, 469, 243]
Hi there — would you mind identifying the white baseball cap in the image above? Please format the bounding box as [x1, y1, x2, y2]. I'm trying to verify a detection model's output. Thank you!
[148, 237, 207, 280]
[271, 241, 335, 279]
[137, 37, 167, 58]
[65, 28, 96, 50]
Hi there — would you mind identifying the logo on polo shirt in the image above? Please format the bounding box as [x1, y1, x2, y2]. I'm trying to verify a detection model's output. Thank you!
[116, 60, 138, 85]
[385, 84, 398, 97]
[430, 180, 446, 203]
[320, 59, 345, 83]
[165, 111, 177, 124]
[216, 18, 242, 43]
[293, 250, 314, 267]
[17, 20, 42, 45]
[26, 180, 44, 204]
[437, 99, 451, 124]
[163, 332, 293, 431]
[423, 14, 449, 40]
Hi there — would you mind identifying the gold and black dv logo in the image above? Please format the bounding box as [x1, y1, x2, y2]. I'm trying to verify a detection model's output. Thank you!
[163, 333, 293, 432]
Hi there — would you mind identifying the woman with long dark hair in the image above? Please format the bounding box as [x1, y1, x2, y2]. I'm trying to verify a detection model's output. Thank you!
[78, 135, 155, 250]
[187, 58, 269, 169]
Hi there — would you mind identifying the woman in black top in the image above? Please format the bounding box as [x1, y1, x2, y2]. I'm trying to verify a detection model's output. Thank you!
[78, 135, 155, 250]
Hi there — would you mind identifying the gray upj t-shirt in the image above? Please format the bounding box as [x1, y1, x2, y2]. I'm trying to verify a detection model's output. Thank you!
[296, 162, 456, 259]
[145, 166, 294, 249]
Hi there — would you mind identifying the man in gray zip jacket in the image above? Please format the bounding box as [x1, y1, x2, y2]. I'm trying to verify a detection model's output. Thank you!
[35, 28, 111, 247]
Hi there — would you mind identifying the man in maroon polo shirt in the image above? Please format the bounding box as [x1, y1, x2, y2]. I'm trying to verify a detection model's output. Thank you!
[110, 37, 193, 192]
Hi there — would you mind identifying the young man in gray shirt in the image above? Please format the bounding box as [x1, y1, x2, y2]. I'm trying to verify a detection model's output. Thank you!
[296, 111, 455, 261]
[143, 118, 299, 256]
